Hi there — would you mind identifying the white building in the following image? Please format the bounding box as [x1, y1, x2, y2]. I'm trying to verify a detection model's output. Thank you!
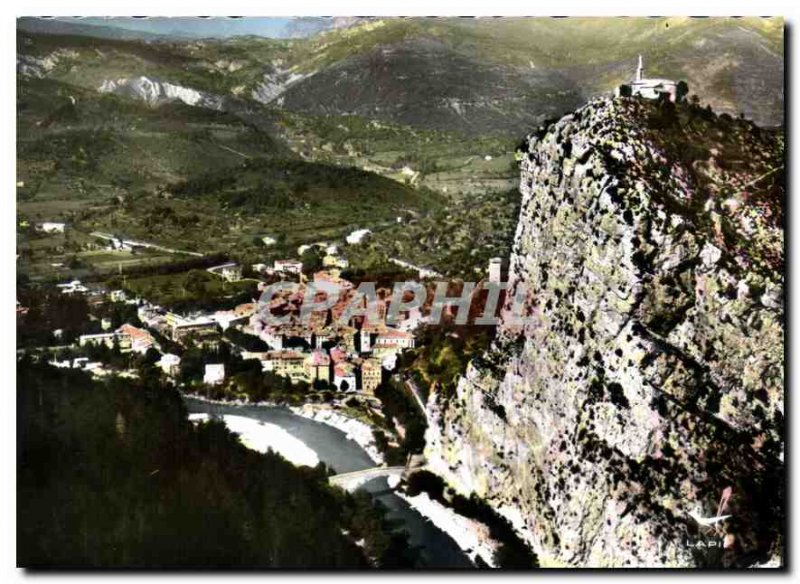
[489, 257, 503, 283]
[209, 262, 242, 282]
[212, 310, 247, 331]
[374, 329, 416, 350]
[617, 55, 678, 102]
[203, 364, 225, 385]
[359, 329, 372, 353]
[333, 362, 357, 392]
[158, 353, 181, 377]
[56, 280, 89, 295]
[137, 304, 165, 328]
[79, 331, 129, 351]
[38, 222, 66, 233]
[72, 357, 89, 369]
[109, 289, 127, 303]
[346, 229, 372, 245]
[274, 259, 303, 275]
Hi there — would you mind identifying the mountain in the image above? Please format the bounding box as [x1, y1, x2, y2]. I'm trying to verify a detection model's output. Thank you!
[17, 16, 367, 41]
[16, 17, 784, 277]
[268, 17, 784, 133]
[425, 97, 784, 567]
[283, 17, 372, 39]
[271, 35, 583, 135]
[17, 17, 784, 136]
[17, 17, 177, 41]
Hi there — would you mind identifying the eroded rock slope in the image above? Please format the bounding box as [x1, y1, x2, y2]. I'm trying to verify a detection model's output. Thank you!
[426, 97, 784, 568]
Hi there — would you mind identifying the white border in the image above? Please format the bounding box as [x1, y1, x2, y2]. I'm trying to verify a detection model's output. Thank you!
[4, 1, 798, 16]
[3, 2, 796, 583]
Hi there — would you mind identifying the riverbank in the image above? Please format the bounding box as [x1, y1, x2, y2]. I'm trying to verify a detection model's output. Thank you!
[188, 413, 320, 467]
[182, 392, 383, 465]
[182, 394, 476, 568]
[289, 403, 383, 465]
[396, 490, 497, 567]
[187, 396, 494, 567]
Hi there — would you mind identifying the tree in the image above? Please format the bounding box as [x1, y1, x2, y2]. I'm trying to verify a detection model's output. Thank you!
[676, 80, 689, 102]
[18, 361, 416, 568]
[300, 247, 325, 274]
[144, 347, 161, 365]
[312, 378, 331, 391]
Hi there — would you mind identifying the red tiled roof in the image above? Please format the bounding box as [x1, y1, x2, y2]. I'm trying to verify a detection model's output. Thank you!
[117, 324, 153, 343]
[309, 350, 330, 366]
[377, 329, 413, 340]
[334, 363, 354, 377]
[329, 347, 348, 363]
[266, 350, 305, 361]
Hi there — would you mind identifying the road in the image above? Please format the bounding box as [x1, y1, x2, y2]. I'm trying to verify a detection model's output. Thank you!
[328, 466, 407, 491]
[389, 258, 443, 279]
[90, 231, 204, 257]
[404, 377, 431, 424]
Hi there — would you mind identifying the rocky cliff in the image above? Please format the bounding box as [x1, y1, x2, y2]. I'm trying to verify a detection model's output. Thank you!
[98, 76, 226, 110]
[426, 97, 784, 567]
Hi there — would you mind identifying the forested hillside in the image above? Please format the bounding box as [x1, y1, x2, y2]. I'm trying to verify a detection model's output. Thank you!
[17, 361, 415, 568]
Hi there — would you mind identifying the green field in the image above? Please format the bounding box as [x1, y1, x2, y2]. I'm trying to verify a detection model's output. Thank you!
[17, 75, 445, 270]
[118, 269, 257, 309]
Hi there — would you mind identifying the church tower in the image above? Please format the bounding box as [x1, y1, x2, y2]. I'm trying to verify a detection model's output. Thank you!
[636, 55, 644, 82]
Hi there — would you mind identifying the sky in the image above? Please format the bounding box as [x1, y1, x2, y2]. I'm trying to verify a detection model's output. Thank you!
[44, 17, 326, 39]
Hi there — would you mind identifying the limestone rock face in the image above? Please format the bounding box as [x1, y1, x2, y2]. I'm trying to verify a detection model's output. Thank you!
[98, 76, 225, 110]
[251, 66, 312, 105]
[426, 97, 784, 568]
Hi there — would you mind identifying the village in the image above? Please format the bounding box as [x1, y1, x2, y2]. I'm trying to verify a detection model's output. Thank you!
[43, 257, 421, 397]
[23, 208, 510, 398]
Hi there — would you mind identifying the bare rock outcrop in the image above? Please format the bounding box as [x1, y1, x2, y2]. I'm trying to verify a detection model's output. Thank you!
[426, 97, 784, 568]
[98, 76, 225, 110]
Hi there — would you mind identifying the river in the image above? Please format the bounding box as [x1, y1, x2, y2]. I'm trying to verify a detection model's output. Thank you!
[183, 397, 474, 568]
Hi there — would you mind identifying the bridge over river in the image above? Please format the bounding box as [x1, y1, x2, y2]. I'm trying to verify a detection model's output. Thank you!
[328, 466, 408, 491]
[329, 454, 427, 491]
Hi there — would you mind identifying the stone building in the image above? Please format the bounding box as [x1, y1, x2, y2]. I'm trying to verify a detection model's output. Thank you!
[616, 55, 679, 102]
[360, 358, 382, 394]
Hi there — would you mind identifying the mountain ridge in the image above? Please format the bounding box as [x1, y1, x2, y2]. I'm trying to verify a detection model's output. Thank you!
[17, 17, 785, 135]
